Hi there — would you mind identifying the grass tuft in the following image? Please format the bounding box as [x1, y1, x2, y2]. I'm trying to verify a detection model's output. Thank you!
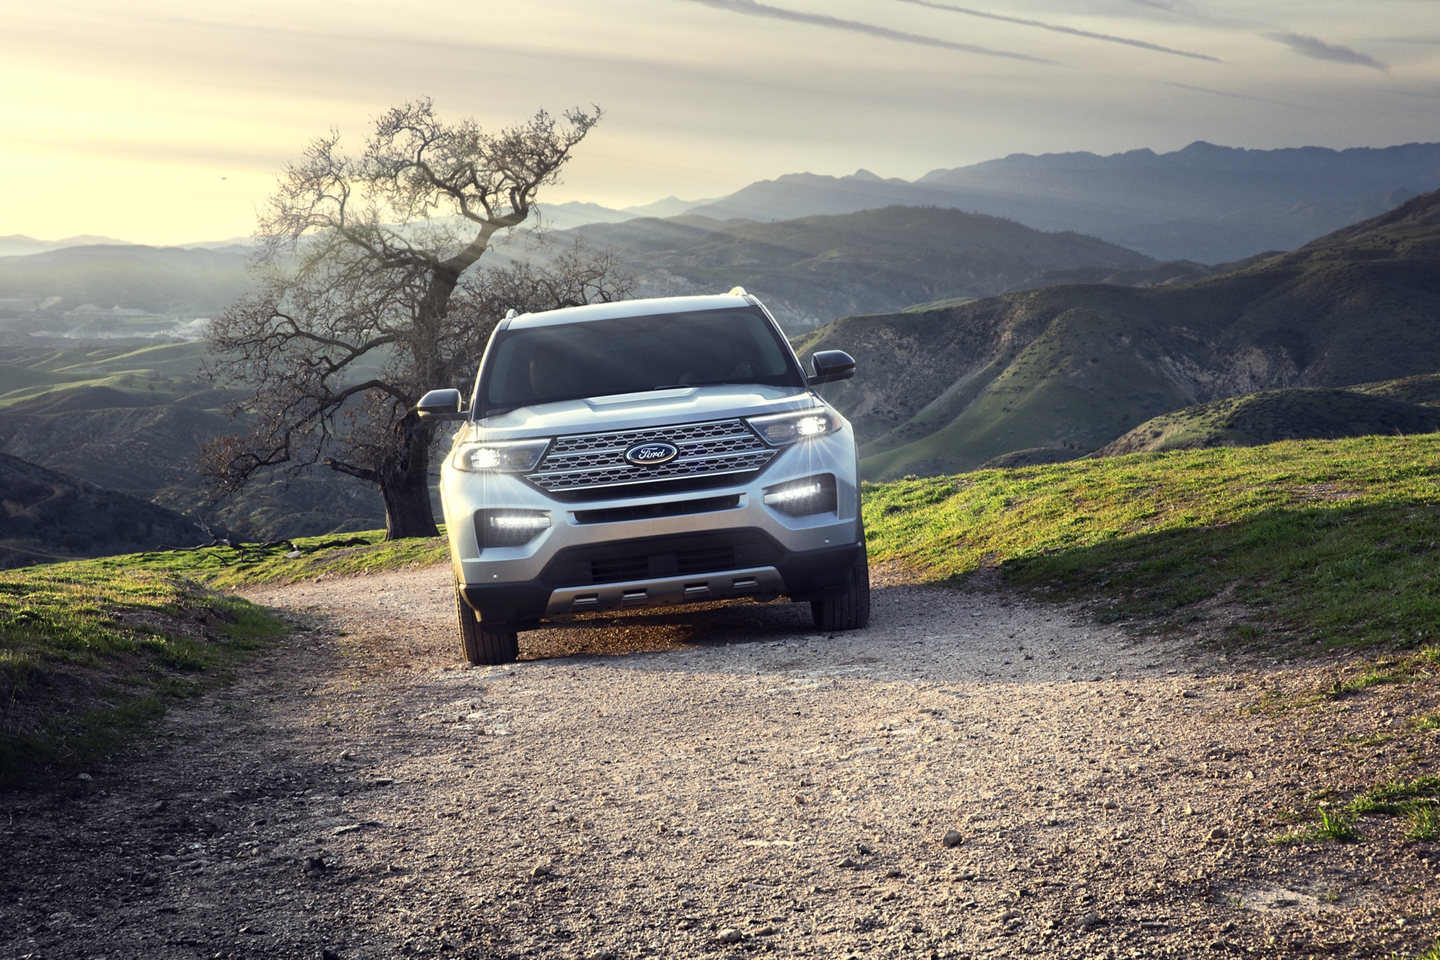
[1347, 776, 1440, 817]
[1406, 802, 1440, 841]
[1271, 806, 1364, 844]
[1315, 806, 1364, 843]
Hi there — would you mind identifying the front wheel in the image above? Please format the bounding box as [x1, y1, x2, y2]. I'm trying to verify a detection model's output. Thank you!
[811, 542, 871, 631]
[456, 582, 519, 665]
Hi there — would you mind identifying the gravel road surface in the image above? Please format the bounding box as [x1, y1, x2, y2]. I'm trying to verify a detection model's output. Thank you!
[2, 564, 1437, 959]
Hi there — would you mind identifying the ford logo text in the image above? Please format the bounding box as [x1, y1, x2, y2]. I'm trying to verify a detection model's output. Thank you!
[624, 442, 680, 467]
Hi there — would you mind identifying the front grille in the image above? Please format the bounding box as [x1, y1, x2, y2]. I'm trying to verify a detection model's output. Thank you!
[591, 556, 650, 583]
[541, 529, 782, 588]
[573, 494, 741, 525]
[677, 546, 734, 576]
[526, 419, 777, 499]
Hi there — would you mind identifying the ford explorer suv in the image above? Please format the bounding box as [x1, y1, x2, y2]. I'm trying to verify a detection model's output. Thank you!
[416, 289, 868, 665]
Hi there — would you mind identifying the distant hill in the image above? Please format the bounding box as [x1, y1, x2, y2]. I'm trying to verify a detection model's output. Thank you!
[0, 244, 251, 328]
[1097, 375, 1440, 456]
[0, 450, 201, 569]
[795, 188, 1440, 480]
[565, 206, 1155, 329]
[0, 339, 386, 540]
[0, 234, 135, 258]
[681, 141, 1440, 263]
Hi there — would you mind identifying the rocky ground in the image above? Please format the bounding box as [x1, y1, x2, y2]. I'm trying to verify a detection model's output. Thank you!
[2, 564, 1438, 959]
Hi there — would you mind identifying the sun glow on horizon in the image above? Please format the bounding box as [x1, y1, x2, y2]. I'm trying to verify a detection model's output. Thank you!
[2, 0, 1436, 245]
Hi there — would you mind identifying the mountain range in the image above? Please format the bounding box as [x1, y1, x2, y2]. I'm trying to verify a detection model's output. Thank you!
[549, 140, 1440, 264]
[560, 206, 1154, 328]
[796, 187, 1440, 480]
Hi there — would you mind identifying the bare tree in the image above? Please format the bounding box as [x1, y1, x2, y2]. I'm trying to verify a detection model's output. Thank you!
[201, 100, 628, 539]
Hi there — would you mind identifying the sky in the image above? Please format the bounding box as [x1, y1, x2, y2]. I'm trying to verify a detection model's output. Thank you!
[2, 0, 1437, 245]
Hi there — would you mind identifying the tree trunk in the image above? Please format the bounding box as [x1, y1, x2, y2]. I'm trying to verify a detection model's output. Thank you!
[378, 417, 440, 540]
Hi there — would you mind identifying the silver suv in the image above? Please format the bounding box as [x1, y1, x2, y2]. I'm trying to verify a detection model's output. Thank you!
[417, 290, 868, 665]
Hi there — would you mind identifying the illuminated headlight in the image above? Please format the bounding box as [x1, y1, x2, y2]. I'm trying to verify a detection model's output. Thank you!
[475, 509, 551, 549]
[762, 474, 838, 517]
[453, 438, 550, 473]
[746, 409, 841, 446]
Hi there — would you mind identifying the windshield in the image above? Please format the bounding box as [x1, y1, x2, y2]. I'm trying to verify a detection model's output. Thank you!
[478, 307, 805, 413]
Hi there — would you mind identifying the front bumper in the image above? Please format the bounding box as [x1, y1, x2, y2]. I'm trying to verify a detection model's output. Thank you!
[460, 536, 862, 625]
[440, 427, 861, 629]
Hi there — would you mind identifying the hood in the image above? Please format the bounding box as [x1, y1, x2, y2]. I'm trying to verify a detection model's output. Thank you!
[469, 384, 822, 439]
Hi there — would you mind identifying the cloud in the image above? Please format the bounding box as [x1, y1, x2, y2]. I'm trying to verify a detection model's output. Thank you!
[1124, 0, 1204, 16]
[1160, 81, 1307, 110]
[895, 0, 1221, 61]
[680, 0, 1051, 63]
[1265, 32, 1386, 70]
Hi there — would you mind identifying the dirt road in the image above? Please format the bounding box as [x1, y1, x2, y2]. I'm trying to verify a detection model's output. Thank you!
[2, 565, 1436, 959]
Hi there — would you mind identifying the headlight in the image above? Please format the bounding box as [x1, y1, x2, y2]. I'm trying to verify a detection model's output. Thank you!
[452, 438, 550, 473]
[762, 474, 838, 517]
[746, 409, 841, 446]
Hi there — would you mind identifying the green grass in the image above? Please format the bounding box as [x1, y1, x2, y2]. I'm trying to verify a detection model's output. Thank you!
[1347, 776, 1440, 817]
[104, 528, 451, 590]
[1324, 649, 1440, 698]
[1271, 806, 1364, 845]
[0, 561, 288, 786]
[0, 525, 448, 786]
[1315, 807, 1365, 842]
[1406, 941, 1440, 960]
[863, 434, 1440, 652]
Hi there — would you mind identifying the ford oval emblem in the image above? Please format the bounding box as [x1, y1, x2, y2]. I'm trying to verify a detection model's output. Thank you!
[624, 441, 679, 467]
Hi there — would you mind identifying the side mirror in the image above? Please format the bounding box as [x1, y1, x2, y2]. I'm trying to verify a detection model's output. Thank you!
[808, 350, 856, 385]
[416, 388, 468, 421]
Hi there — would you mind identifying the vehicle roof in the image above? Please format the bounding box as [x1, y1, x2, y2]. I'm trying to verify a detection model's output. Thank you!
[506, 293, 758, 330]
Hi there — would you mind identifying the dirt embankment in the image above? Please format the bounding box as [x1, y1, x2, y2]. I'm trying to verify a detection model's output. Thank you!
[2, 565, 1437, 959]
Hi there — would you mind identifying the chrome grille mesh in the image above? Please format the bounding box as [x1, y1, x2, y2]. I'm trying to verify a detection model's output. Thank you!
[527, 418, 776, 494]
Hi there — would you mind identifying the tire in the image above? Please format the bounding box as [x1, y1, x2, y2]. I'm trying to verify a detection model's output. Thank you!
[811, 541, 871, 631]
[456, 582, 519, 665]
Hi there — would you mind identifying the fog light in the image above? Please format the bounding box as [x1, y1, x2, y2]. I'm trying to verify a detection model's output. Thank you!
[476, 510, 551, 549]
[762, 474, 838, 517]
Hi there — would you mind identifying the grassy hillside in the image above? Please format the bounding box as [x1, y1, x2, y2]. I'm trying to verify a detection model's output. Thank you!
[862, 434, 1440, 653]
[0, 562, 286, 785]
[799, 189, 1440, 480]
[0, 525, 452, 783]
[1098, 387, 1440, 456]
[569, 205, 1154, 329]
